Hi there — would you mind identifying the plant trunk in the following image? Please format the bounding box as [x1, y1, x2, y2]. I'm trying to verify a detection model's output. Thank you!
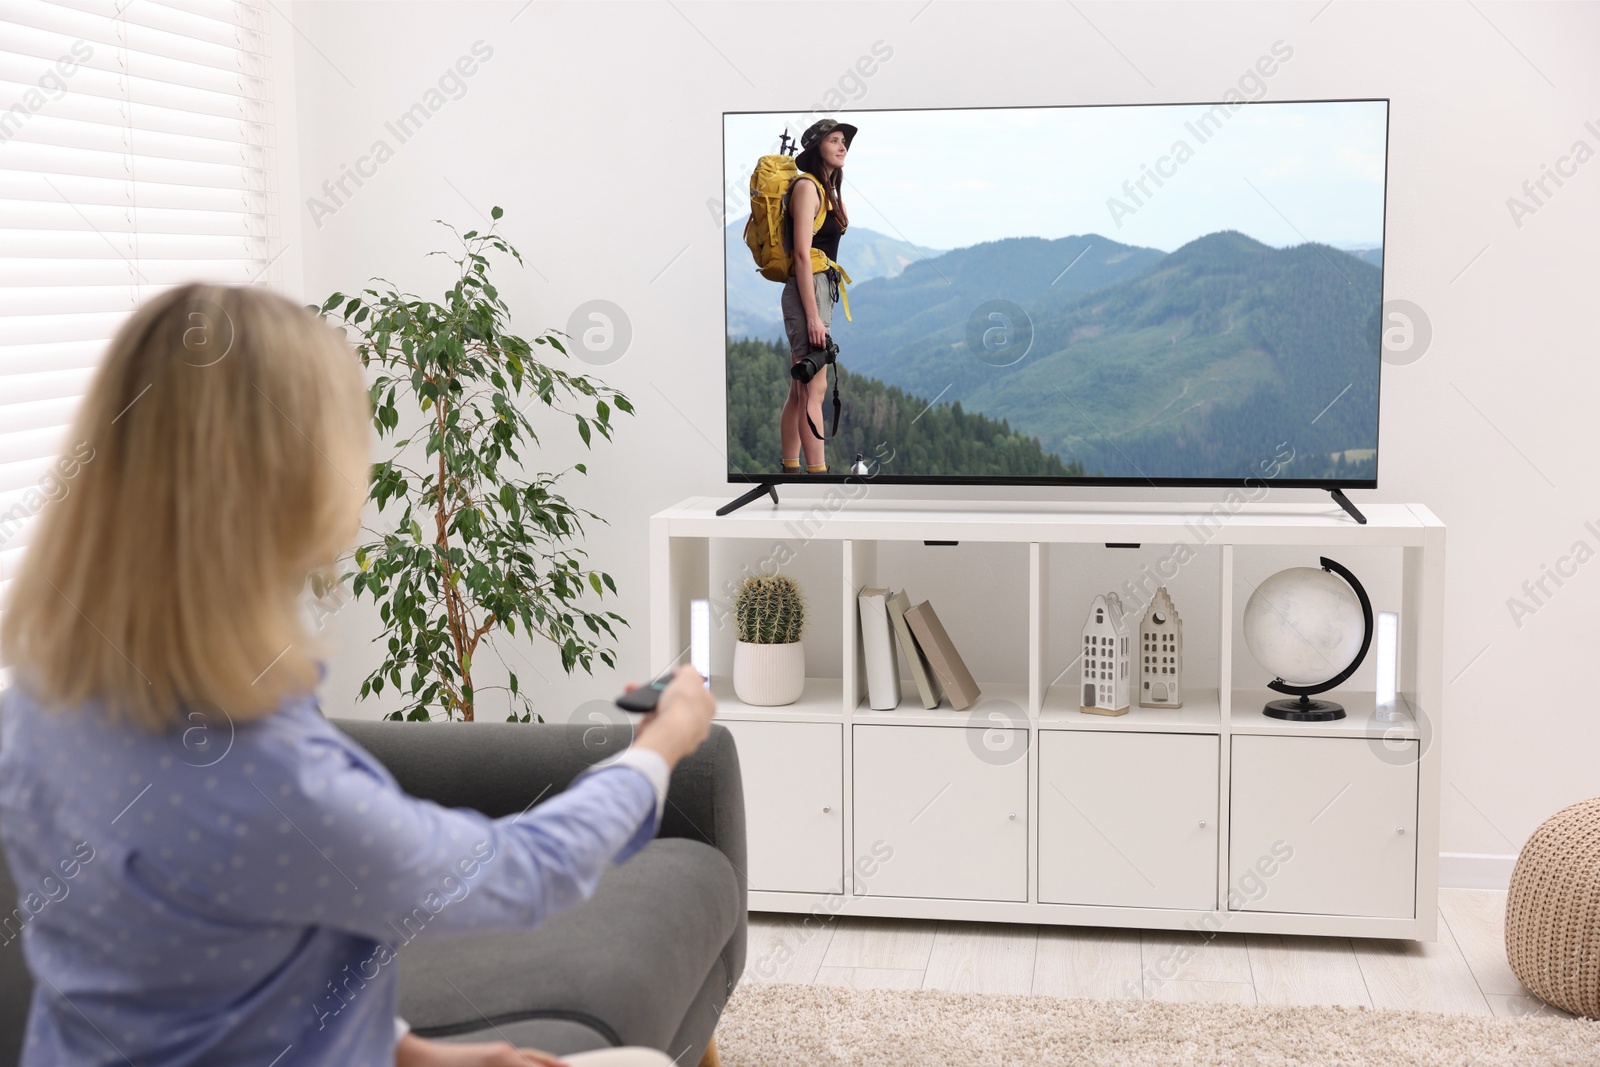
[435, 383, 474, 721]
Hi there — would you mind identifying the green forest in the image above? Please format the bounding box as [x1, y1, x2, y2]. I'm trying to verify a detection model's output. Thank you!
[726, 335, 1085, 478]
[824, 231, 1381, 481]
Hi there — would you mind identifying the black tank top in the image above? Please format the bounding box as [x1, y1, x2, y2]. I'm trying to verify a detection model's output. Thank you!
[811, 206, 844, 263]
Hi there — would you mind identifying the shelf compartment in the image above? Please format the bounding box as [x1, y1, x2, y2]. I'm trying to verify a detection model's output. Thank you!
[1229, 734, 1417, 919]
[1229, 541, 1403, 698]
[1039, 686, 1221, 733]
[709, 674, 843, 721]
[1228, 690, 1419, 739]
[844, 538, 1029, 717]
[709, 536, 843, 682]
[1038, 731, 1219, 909]
[853, 723, 1028, 902]
[1043, 541, 1226, 723]
[852, 680, 1030, 727]
[717, 719, 843, 894]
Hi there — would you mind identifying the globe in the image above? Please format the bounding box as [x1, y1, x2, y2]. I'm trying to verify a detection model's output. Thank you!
[1243, 566, 1366, 687]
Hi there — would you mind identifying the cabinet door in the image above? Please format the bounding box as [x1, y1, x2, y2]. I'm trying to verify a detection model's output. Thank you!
[1038, 731, 1218, 910]
[1229, 735, 1417, 918]
[852, 725, 1028, 902]
[720, 720, 843, 894]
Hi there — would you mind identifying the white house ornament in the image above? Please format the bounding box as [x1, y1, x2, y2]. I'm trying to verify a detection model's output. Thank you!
[1139, 586, 1183, 708]
[1080, 592, 1131, 715]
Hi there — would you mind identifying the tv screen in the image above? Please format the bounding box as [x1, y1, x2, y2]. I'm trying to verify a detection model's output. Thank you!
[723, 98, 1388, 488]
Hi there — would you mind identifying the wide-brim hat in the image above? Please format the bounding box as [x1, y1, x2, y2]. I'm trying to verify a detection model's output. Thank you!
[801, 118, 857, 152]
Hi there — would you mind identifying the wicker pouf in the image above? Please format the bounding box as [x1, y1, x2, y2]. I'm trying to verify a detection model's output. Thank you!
[1505, 797, 1600, 1018]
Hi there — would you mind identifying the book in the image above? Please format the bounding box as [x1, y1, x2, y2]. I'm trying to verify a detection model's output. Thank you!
[904, 600, 981, 711]
[887, 589, 942, 710]
[857, 587, 902, 710]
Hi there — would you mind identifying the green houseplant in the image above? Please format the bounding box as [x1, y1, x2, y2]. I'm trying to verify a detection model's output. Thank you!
[316, 208, 633, 722]
[731, 574, 807, 706]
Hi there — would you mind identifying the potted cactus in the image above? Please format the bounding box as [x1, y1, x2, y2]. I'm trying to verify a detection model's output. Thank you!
[732, 574, 807, 706]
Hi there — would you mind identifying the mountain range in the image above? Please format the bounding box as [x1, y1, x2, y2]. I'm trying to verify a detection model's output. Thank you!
[725, 226, 1383, 481]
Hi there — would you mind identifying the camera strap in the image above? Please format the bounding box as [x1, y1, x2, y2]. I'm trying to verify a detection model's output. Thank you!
[805, 362, 841, 443]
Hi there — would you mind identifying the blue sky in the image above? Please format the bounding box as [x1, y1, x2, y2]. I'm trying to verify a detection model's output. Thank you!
[724, 100, 1387, 254]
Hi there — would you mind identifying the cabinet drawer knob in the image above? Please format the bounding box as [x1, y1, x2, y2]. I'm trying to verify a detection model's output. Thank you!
[822, 806, 831, 813]
[1199, 820, 1207, 828]
[1396, 826, 1405, 834]
[1009, 813, 1016, 820]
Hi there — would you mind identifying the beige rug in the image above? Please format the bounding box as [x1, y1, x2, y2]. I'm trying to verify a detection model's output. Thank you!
[716, 983, 1600, 1066]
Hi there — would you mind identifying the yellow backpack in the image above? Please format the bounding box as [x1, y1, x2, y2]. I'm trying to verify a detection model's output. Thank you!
[742, 156, 852, 320]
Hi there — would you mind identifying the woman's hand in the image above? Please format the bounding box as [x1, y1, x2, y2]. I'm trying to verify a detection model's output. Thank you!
[807, 312, 827, 350]
[631, 665, 716, 769]
[396, 1032, 568, 1067]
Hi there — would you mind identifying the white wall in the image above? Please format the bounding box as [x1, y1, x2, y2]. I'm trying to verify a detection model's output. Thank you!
[276, 1, 1600, 886]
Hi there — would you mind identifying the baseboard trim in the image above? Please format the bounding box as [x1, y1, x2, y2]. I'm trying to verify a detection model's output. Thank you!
[1439, 852, 1517, 891]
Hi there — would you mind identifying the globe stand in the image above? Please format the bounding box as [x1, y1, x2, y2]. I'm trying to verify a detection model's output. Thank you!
[1263, 693, 1346, 722]
[1258, 556, 1373, 724]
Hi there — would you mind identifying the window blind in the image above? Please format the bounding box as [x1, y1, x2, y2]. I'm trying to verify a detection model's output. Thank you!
[0, 0, 276, 616]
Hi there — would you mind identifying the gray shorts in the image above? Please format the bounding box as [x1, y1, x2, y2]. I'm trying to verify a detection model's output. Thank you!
[781, 270, 836, 361]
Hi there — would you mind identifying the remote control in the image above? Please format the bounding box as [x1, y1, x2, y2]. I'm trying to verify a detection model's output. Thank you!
[614, 679, 667, 714]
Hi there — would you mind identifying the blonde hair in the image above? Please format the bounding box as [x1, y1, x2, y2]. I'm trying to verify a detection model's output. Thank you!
[1, 284, 371, 730]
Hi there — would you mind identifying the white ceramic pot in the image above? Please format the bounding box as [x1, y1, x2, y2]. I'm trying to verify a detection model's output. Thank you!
[732, 640, 805, 706]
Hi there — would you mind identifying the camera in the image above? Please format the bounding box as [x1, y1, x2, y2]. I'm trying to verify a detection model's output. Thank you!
[790, 332, 839, 385]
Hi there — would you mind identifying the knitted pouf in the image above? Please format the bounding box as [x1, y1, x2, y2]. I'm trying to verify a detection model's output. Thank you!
[1505, 797, 1600, 1018]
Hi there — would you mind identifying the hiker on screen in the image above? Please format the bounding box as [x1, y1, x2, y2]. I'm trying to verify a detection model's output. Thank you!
[778, 118, 856, 475]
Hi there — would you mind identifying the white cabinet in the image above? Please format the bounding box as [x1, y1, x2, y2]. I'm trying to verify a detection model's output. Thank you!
[1229, 735, 1417, 919]
[852, 725, 1028, 902]
[1038, 731, 1218, 910]
[719, 720, 843, 894]
[652, 499, 1443, 939]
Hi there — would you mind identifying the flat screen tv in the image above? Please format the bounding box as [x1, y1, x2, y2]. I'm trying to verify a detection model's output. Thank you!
[723, 98, 1388, 491]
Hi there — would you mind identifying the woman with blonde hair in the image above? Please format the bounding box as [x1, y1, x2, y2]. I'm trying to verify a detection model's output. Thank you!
[0, 284, 714, 1067]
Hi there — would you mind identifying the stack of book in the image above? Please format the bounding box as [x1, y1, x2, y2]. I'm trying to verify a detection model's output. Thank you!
[857, 587, 981, 711]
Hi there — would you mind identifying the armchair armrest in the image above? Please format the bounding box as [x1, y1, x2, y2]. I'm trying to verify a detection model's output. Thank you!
[330, 719, 747, 917]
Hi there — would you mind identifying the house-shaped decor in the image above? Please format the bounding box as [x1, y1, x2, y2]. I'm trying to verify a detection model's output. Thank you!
[1139, 586, 1184, 708]
[1080, 592, 1130, 715]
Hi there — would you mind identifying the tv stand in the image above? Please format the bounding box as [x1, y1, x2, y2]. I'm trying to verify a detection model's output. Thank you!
[716, 481, 778, 516]
[650, 497, 1445, 942]
[1330, 487, 1368, 525]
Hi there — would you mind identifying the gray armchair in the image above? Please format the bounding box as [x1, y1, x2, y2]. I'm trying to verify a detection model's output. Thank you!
[0, 720, 747, 1066]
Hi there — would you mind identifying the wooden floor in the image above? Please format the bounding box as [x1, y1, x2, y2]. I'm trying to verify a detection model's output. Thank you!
[744, 889, 1576, 1021]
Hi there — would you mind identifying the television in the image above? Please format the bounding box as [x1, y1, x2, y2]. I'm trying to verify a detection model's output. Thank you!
[722, 98, 1388, 493]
